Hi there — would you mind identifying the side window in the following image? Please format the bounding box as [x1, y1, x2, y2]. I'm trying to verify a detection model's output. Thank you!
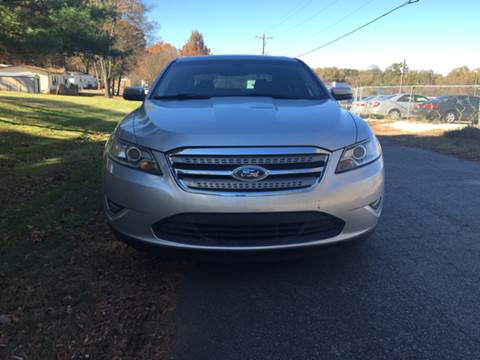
[470, 97, 480, 106]
[415, 95, 429, 103]
[466, 97, 479, 106]
[398, 95, 411, 102]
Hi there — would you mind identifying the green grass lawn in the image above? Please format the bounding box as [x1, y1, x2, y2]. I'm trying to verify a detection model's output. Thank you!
[0, 92, 180, 359]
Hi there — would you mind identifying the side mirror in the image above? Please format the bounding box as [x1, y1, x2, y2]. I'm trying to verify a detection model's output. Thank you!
[330, 83, 353, 101]
[123, 86, 145, 101]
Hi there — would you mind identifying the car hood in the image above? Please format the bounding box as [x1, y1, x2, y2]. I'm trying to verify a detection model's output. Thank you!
[129, 97, 357, 152]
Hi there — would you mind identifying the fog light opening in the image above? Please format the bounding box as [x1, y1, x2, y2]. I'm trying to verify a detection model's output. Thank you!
[107, 197, 125, 214]
[369, 197, 382, 210]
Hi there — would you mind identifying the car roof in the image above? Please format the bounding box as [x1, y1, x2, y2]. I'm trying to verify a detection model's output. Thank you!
[435, 95, 467, 99]
[175, 55, 298, 63]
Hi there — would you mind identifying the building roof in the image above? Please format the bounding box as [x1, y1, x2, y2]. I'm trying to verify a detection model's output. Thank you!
[0, 72, 39, 78]
[0, 65, 65, 75]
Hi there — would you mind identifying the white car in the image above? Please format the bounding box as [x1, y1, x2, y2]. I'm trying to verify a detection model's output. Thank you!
[350, 95, 376, 117]
[369, 93, 430, 120]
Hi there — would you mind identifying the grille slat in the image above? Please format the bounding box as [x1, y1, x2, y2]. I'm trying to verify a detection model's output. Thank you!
[168, 147, 328, 193]
[183, 177, 317, 190]
[152, 212, 345, 247]
[176, 166, 324, 177]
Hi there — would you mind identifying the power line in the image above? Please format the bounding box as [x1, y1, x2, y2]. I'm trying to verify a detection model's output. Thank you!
[255, 33, 274, 55]
[264, 0, 313, 32]
[274, 0, 341, 37]
[296, 0, 420, 58]
[310, 0, 376, 38]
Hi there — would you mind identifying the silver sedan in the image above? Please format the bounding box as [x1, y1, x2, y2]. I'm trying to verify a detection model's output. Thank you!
[369, 93, 430, 120]
[103, 55, 384, 252]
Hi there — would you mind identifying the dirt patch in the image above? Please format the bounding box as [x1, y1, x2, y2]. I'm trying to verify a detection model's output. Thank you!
[370, 120, 480, 162]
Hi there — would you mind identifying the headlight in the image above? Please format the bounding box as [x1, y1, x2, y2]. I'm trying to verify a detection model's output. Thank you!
[107, 135, 162, 175]
[336, 137, 382, 173]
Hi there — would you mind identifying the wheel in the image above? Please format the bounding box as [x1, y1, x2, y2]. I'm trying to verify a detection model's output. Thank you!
[388, 109, 401, 121]
[443, 111, 457, 123]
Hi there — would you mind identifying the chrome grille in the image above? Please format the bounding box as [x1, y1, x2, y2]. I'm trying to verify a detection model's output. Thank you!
[168, 147, 329, 194]
[170, 155, 323, 165]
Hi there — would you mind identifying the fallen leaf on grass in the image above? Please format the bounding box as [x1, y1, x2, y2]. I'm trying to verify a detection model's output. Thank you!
[29, 227, 46, 242]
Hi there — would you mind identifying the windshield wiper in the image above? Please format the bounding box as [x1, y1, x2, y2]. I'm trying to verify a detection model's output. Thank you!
[153, 93, 211, 100]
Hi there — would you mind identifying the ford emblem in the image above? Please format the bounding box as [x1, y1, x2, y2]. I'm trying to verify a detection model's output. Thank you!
[231, 165, 269, 182]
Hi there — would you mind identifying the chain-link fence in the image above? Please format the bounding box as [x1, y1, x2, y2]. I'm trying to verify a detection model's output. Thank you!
[350, 85, 480, 125]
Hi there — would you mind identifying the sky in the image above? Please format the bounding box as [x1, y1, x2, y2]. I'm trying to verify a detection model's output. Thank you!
[144, 0, 480, 74]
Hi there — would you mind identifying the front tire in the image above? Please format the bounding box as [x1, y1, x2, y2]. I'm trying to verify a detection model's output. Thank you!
[443, 111, 457, 123]
[388, 109, 401, 121]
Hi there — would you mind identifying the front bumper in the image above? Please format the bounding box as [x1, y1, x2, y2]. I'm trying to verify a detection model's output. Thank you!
[103, 149, 384, 251]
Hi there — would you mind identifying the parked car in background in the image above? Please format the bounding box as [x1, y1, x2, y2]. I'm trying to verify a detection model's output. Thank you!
[339, 98, 353, 110]
[369, 93, 430, 120]
[350, 95, 375, 117]
[414, 95, 480, 123]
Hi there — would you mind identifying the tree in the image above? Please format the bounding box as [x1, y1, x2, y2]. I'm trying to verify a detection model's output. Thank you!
[92, 0, 152, 97]
[314, 67, 341, 83]
[445, 66, 472, 85]
[0, 0, 112, 66]
[313, 63, 447, 87]
[128, 42, 177, 85]
[179, 30, 210, 56]
[383, 62, 407, 86]
[109, 19, 146, 95]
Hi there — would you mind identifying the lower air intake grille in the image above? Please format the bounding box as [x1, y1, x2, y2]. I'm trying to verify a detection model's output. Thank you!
[152, 212, 345, 247]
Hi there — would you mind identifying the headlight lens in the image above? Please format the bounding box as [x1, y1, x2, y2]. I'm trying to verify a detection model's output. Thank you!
[336, 137, 382, 173]
[107, 135, 162, 175]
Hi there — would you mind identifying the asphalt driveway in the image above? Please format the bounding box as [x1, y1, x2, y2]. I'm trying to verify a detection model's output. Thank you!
[176, 141, 480, 360]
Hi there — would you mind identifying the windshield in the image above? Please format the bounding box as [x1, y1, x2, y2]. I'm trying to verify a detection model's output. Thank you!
[153, 60, 328, 100]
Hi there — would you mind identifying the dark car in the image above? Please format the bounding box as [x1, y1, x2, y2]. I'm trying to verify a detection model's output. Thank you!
[414, 95, 480, 123]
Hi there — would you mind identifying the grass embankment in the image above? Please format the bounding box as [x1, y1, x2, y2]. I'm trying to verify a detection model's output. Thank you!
[370, 120, 480, 162]
[0, 92, 180, 359]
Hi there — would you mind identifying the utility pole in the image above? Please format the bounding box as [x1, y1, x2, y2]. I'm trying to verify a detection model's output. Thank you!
[399, 59, 407, 93]
[475, 70, 479, 126]
[255, 33, 273, 55]
[474, 69, 478, 96]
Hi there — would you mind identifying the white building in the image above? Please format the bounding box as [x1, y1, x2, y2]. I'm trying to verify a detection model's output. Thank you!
[0, 72, 40, 93]
[67, 71, 97, 89]
[0, 65, 68, 93]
